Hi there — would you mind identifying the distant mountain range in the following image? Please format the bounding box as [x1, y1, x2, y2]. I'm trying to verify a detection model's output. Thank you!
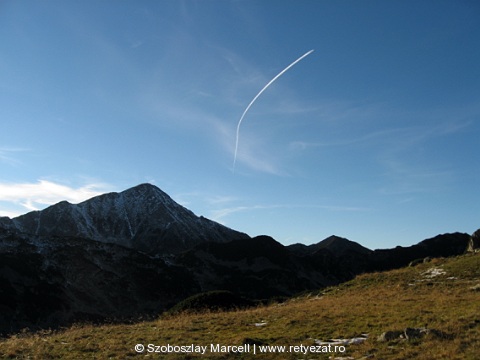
[0, 183, 474, 335]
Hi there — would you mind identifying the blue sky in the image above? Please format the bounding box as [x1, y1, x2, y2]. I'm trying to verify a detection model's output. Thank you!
[1, 0, 479, 249]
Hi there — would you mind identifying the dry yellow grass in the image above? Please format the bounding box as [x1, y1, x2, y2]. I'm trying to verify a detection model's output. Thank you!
[1, 253, 479, 359]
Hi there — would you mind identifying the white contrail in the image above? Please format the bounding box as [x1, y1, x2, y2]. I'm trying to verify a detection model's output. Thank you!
[233, 49, 314, 172]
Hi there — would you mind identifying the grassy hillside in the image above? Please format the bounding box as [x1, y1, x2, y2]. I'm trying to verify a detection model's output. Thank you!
[1, 253, 479, 359]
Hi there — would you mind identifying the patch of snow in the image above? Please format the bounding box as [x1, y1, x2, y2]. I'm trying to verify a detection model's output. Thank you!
[35, 213, 41, 236]
[421, 267, 446, 278]
[117, 193, 134, 239]
[314, 333, 368, 346]
[254, 321, 268, 327]
[470, 283, 480, 291]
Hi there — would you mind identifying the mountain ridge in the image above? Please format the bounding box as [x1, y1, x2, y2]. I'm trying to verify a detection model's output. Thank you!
[287, 235, 372, 257]
[0, 183, 475, 336]
[8, 183, 249, 255]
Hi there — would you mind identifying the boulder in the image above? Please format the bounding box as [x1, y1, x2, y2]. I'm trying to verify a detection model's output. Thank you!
[408, 258, 423, 267]
[404, 327, 427, 339]
[377, 330, 404, 342]
[466, 229, 480, 252]
[377, 327, 452, 342]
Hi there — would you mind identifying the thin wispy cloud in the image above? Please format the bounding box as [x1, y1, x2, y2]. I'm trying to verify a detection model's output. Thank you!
[374, 120, 472, 197]
[231, 146, 286, 176]
[232, 50, 314, 172]
[0, 180, 113, 217]
[210, 203, 370, 224]
[136, 46, 318, 176]
[378, 158, 454, 196]
[0, 147, 29, 166]
[206, 195, 239, 205]
[289, 128, 397, 151]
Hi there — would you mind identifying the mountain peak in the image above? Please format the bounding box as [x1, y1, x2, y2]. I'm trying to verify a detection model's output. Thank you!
[77, 183, 166, 205]
[11, 183, 249, 255]
[129, 182, 157, 190]
[121, 183, 164, 196]
[316, 235, 371, 255]
[287, 235, 371, 257]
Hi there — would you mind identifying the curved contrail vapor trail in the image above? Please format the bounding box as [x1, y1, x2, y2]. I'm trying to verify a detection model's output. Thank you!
[233, 49, 314, 172]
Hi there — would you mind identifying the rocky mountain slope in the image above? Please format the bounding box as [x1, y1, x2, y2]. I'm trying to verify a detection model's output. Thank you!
[5, 183, 249, 255]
